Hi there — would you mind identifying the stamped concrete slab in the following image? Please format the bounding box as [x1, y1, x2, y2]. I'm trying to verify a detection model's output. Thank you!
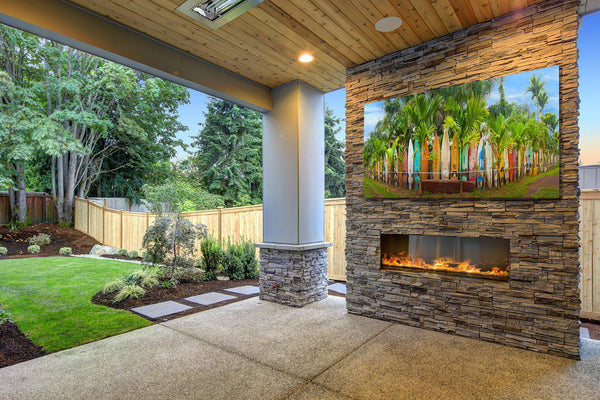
[223, 285, 260, 295]
[163, 296, 392, 379]
[185, 292, 236, 305]
[327, 283, 346, 294]
[131, 301, 192, 319]
[0, 324, 304, 400]
[581, 327, 590, 339]
[287, 383, 350, 400]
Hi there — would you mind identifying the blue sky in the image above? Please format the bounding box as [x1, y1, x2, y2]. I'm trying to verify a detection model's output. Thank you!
[176, 12, 599, 164]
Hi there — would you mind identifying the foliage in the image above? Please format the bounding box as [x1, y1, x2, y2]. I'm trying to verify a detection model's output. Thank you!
[0, 257, 150, 352]
[142, 180, 223, 215]
[199, 236, 223, 280]
[103, 268, 160, 302]
[171, 267, 206, 283]
[0, 305, 11, 325]
[191, 98, 262, 207]
[28, 233, 51, 246]
[27, 245, 40, 254]
[118, 248, 128, 257]
[222, 240, 245, 280]
[128, 250, 139, 259]
[325, 108, 346, 198]
[142, 214, 208, 268]
[0, 247, 7, 256]
[59, 247, 72, 255]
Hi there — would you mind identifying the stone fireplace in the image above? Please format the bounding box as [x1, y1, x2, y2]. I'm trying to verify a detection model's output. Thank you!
[344, 0, 581, 359]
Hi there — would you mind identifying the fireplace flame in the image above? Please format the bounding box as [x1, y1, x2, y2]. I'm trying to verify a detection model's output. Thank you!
[381, 253, 509, 277]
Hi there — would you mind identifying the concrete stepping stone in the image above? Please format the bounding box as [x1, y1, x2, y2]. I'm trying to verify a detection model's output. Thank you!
[328, 283, 346, 294]
[581, 327, 590, 339]
[223, 285, 260, 295]
[185, 292, 237, 305]
[131, 301, 192, 319]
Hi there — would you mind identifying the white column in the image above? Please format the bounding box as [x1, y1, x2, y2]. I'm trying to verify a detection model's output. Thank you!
[262, 80, 325, 245]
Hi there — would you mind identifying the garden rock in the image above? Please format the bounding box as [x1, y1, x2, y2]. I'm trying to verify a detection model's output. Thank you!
[89, 245, 119, 256]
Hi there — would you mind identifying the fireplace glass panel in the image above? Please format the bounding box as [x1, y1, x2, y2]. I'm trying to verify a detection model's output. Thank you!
[381, 234, 509, 280]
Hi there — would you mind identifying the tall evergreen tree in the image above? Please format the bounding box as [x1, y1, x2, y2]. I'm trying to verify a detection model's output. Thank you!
[324, 108, 346, 198]
[191, 98, 262, 207]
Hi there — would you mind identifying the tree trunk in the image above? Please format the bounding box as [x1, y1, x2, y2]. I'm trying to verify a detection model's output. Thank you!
[64, 151, 78, 224]
[7, 187, 16, 221]
[14, 165, 27, 223]
[56, 154, 65, 222]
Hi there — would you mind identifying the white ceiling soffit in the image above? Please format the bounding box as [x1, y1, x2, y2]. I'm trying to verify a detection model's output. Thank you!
[177, 0, 264, 29]
[579, 0, 600, 15]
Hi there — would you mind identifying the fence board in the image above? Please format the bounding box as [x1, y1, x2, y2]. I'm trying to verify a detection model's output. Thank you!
[0, 193, 56, 224]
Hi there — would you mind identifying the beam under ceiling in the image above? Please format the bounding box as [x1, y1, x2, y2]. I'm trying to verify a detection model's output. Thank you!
[0, 0, 272, 112]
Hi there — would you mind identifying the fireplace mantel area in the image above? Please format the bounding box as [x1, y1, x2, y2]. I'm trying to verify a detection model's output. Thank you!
[344, 0, 581, 359]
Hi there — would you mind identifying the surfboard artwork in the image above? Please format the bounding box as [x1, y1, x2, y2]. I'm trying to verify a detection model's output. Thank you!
[450, 137, 459, 180]
[407, 141, 414, 190]
[362, 65, 559, 199]
[441, 129, 450, 180]
[432, 134, 440, 180]
[468, 141, 477, 183]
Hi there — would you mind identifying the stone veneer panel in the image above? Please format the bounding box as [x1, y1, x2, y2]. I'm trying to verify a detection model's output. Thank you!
[259, 247, 328, 307]
[344, 0, 581, 359]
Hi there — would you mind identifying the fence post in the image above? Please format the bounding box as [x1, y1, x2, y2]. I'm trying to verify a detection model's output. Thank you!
[102, 199, 107, 244]
[86, 198, 90, 234]
[218, 206, 223, 241]
[120, 209, 124, 249]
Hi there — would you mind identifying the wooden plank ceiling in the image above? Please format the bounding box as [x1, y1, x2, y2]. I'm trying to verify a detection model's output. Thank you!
[66, 0, 545, 92]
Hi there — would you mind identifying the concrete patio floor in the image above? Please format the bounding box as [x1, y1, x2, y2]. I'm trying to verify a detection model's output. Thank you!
[1, 296, 600, 400]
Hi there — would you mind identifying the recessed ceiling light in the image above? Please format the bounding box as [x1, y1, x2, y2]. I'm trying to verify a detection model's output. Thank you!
[375, 16, 403, 32]
[298, 53, 314, 63]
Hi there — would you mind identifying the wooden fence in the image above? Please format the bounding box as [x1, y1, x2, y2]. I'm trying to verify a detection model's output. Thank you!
[74, 197, 347, 281]
[0, 193, 56, 224]
[580, 190, 600, 320]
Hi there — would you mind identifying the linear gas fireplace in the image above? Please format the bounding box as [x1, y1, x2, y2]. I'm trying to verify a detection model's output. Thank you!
[381, 234, 510, 280]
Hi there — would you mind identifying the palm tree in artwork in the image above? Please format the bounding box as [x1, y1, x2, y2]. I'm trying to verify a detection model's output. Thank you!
[526, 74, 549, 116]
[406, 94, 442, 180]
[508, 118, 527, 178]
[488, 113, 510, 184]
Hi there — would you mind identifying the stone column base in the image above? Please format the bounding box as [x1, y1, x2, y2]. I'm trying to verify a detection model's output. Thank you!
[256, 242, 332, 307]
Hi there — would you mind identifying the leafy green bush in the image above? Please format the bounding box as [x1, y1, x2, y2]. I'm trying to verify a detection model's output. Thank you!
[102, 268, 160, 302]
[0, 247, 7, 256]
[142, 250, 151, 262]
[28, 245, 40, 254]
[171, 267, 205, 283]
[117, 248, 128, 257]
[28, 233, 51, 246]
[199, 236, 223, 280]
[142, 214, 207, 268]
[222, 239, 259, 280]
[142, 180, 224, 215]
[0, 305, 11, 325]
[59, 247, 72, 255]
[128, 250, 139, 259]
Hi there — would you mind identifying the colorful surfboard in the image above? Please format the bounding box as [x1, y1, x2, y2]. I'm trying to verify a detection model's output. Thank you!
[402, 150, 408, 188]
[441, 129, 450, 180]
[450, 137, 459, 180]
[414, 141, 421, 188]
[468, 141, 477, 183]
[477, 139, 485, 189]
[421, 139, 429, 181]
[461, 144, 469, 181]
[503, 147, 509, 184]
[485, 140, 493, 189]
[432, 134, 440, 180]
[407, 141, 414, 190]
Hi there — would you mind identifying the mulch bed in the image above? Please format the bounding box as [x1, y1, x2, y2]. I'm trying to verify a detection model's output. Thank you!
[0, 322, 45, 368]
[92, 278, 261, 321]
[581, 320, 600, 340]
[0, 223, 99, 258]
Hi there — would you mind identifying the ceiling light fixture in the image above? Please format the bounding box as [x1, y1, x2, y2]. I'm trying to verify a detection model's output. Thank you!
[375, 16, 403, 32]
[298, 53, 314, 63]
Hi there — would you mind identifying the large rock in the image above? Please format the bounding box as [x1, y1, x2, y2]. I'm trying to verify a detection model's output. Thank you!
[89, 245, 119, 256]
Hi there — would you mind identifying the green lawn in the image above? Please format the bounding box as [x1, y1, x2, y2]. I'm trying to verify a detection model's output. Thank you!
[0, 257, 151, 353]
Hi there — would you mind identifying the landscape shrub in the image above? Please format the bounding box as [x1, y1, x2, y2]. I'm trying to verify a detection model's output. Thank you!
[128, 250, 139, 259]
[222, 239, 259, 280]
[0, 305, 11, 325]
[171, 267, 205, 283]
[142, 250, 151, 262]
[222, 241, 245, 280]
[59, 247, 72, 255]
[142, 214, 207, 268]
[117, 248, 128, 257]
[27, 245, 40, 254]
[102, 268, 160, 302]
[28, 233, 51, 246]
[0, 247, 7, 256]
[199, 236, 223, 280]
